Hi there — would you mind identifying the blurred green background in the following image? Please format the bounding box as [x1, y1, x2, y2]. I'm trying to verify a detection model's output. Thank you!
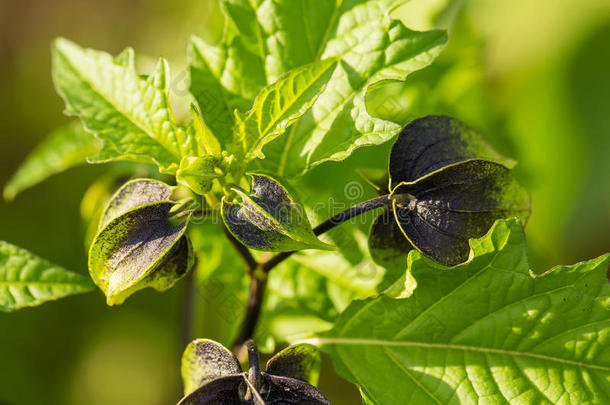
[0, 0, 608, 404]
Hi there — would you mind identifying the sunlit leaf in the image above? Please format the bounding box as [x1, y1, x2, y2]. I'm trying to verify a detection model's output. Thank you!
[189, 0, 447, 178]
[53, 38, 200, 173]
[315, 219, 610, 405]
[231, 58, 339, 161]
[260, 1, 447, 177]
[0, 241, 94, 311]
[3, 121, 100, 201]
[188, 31, 266, 148]
[222, 174, 333, 252]
[189, 104, 222, 157]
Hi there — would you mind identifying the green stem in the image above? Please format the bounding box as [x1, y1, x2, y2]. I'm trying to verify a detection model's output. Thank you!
[231, 275, 266, 351]
[246, 340, 261, 390]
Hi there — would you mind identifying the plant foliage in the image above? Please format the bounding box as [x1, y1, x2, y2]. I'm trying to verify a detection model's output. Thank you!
[316, 219, 610, 404]
[1, 0, 608, 404]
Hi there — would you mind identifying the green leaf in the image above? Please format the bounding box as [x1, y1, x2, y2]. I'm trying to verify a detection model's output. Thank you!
[89, 202, 193, 305]
[99, 178, 174, 230]
[52, 38, 199, 174]
[261, 260, 338, 347]
[3, 121, 100, 201]
[188, 31, 266, 148]
[222, 174, 333, 252]
[0, 241, 94, 311]
[188, 104, 222, 157]
[181, 338, 242, 396]
[265, 344, 321, 386]
[231, 58, 339, 161]
[258, 1, 447, 177]
[312, 219, 610, 405]
[176, 156, 221, 196]
[188, 0, 447, 177]
[356, 168, 390, 195]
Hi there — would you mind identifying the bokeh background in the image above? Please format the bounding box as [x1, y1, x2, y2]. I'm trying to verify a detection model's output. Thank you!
[1, 0, 608, 404]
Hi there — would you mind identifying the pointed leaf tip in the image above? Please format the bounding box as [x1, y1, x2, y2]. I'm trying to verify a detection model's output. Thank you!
[0, 241, 94, 311]
[52, 38, 199, 173]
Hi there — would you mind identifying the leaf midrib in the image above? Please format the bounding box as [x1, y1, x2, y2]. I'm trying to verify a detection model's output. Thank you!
[276, 4, 407, 176]
[0, 280, 90, 288]
[383, 346, 444, 405]
[277, 0, 341, 176]
[190, 40, 236, 137]
[257, 60, 336, 138]
[317, 337, 610, 372]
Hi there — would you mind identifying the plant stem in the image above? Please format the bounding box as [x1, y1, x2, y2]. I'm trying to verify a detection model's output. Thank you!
[232, 275, 267, 351]
[246, 340, 261, 390]
[230, 194, 392, 350]
[223, 224, 258, 270]
[262, 194, 392, 272]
